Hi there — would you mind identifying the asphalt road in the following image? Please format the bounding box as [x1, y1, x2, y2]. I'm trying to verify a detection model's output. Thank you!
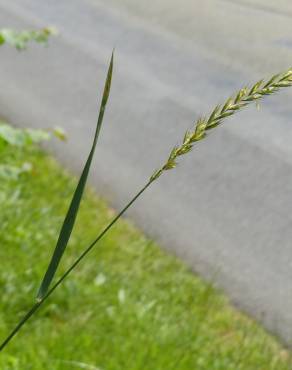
[1, 0, 292, 343]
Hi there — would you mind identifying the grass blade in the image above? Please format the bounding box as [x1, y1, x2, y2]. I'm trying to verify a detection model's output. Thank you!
[36, 51, 114, 300]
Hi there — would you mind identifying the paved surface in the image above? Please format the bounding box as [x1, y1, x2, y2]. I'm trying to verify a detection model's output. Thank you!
[1, 0, 292, 343]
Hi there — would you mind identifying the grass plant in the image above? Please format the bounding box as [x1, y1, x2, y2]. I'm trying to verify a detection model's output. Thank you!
[0, 51, 292, 358]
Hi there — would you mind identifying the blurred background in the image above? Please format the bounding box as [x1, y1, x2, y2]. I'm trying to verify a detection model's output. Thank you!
[1, 0, 292, 343]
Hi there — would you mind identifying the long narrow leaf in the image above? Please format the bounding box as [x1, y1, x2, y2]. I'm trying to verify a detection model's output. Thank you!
[36, 52, 114, 300]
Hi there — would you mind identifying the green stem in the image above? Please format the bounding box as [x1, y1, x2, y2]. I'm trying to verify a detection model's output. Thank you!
[0, 179, 153, 352]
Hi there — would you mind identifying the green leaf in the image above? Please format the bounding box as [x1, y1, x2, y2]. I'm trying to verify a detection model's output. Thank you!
[36, 51, 114, 300]
[0, 122, 50, 147]
[0, 27, 57, 50]
[52, 126, 67, 141]
[0, 165, 22, 180]
[25, 128, 51, 144]
[0, 124, 26, 146]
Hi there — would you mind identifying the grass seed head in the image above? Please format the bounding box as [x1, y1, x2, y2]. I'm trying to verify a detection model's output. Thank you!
[150, 67, 292, 182]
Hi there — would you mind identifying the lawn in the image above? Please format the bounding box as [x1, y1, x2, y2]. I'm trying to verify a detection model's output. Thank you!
[0, 143, 291, 370]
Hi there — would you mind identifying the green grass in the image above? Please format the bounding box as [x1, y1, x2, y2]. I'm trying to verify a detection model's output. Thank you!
[0, 144, 291, 370]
